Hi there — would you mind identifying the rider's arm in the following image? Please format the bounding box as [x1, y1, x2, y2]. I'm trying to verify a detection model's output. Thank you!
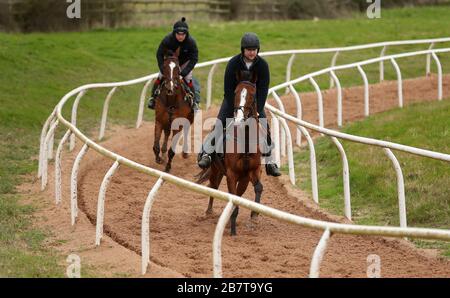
[223, 58, 237, 109]
[256, 59, 270, 118]
[181, 37, 199, 77]
[156, 35, 170, 74]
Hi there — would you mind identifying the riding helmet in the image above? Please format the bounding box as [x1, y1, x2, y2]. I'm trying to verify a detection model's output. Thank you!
[173, 17, 189, 34]
[241, 32, 260, 53]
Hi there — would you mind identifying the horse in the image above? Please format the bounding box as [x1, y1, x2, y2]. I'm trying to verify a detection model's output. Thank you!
[153, 48, 195, 172]
[196, 71, 264, 236]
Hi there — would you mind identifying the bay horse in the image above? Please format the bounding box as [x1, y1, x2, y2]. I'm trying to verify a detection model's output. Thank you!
[153, 48, 195, 172]
[196, 71, 263, 236]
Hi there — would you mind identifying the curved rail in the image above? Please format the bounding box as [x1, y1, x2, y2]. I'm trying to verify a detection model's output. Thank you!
[39, 39, 450, 278]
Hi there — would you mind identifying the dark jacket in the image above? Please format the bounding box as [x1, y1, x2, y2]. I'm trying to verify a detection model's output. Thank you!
[217, 53, 270, 124]
[156, 33, 199, 77]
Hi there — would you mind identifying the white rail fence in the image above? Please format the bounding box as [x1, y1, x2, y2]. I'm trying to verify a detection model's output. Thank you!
[38, 39, 450, 278]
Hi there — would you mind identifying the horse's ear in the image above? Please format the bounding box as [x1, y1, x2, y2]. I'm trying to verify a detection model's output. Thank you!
[251, 71, 258, 84]
[175, 47, 180, 57]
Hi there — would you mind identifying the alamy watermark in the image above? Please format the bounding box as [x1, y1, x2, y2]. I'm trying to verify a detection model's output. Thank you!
[367, 254, 381, 278]
[366, 0, 381, 19]
[66, 254, 81, 278]
[66, 0, 81, 19]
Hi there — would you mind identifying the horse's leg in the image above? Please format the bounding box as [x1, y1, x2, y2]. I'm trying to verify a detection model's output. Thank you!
[206, 164, 224, 215]
[250, 171, 263, 219]
[226, 173, 239, 236]
[161, 127, 170, 154]
[165, 128, 181, 172]
[153, 121, 163, 164]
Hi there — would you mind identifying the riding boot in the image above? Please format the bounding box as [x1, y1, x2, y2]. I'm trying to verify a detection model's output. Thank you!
[261, 124, 281, 177]
[147, 79, 161, 110]
[185, 80, 199, 111]
[197, 129, 218, 169]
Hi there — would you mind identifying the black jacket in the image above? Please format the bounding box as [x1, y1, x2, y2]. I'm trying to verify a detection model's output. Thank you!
[217, 53, 270, 123]
[156, 33, 199, 77]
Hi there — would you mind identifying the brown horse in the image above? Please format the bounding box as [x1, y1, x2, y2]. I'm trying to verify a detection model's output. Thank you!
[153, 48, 195, 172]
[197, 71, 263, 236]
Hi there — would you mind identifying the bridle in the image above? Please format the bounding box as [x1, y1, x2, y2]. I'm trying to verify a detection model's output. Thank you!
[234, 81, 258, 122]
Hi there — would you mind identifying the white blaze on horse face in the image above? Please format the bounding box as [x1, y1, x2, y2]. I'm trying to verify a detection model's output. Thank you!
[235, 87, 247, 123]
[169, 61, 176, 91]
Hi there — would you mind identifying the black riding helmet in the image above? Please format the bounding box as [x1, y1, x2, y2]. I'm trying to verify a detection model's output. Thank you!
[241, 32, 260, 53]
[173, 17, 189, 36]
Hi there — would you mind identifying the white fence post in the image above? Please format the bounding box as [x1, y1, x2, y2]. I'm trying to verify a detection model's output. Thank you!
[206, 63, 218, 110]
[288, 84, 303, 146]
[278, 117, 296, 185]
[285, 54, 296, 94]
[141, 177, 164, 275]
[357, 65, 370, 117]
[329, 51, 339, 88]
[136, 79, 153, 129]
[426, 42, 435, 76]
[390, 58, 403, 108]
[69, 90, 86, 152]
[39, 110, 56, 178]
[309, 228, 332, 278]
[431, 52, 443, 101]
[383, 148, 407, 229]
[329, 70, 343, 127]
[297, 125, 319, 204]
[379, 45, 387, 82]
[309, 77, 324, 128]
[271, 91, 287, 157]
[42, 120, 59, 191]
[270, 112, 281, 168]
[55, 130, 72, 205]
[95, 160, 120, 246]
[71, 144, 89, 226]
[330, 137, 351, 220]
[99, 87, 118, 141]
[213, 200, 234, 278]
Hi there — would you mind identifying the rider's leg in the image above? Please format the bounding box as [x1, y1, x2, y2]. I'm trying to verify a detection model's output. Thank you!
[198, 103, 231, 169]
[259, 116, 281, 177]
[147, 74, 163, 110]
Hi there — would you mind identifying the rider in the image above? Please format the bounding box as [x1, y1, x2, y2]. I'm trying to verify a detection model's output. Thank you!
[148, 17, 199, 110]
[197, 32, 281, 177]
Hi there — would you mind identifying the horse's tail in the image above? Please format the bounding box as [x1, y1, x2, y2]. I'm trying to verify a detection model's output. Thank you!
[195, 167, 211, 184]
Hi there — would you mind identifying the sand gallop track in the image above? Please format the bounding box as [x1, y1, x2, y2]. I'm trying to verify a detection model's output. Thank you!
[77, 75, 450, 277]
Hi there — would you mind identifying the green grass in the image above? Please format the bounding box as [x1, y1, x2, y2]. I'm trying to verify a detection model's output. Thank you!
[286, 99, 450, 256]
[1, 6, 449, 276]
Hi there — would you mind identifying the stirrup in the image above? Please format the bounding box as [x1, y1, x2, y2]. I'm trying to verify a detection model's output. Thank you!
[147, 97, 155, 110]
[198, 154, 211, 169]
[265, 163, 281, 177]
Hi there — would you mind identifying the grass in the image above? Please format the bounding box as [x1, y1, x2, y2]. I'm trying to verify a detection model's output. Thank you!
[286, 99, 450, 256]
[1, 6, 449, 276]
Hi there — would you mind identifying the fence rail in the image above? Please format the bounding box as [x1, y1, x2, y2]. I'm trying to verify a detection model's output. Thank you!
[39, 38, 450, 278]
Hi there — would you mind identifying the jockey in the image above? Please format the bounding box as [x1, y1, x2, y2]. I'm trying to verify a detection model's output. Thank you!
[197, 32, 281, 177]
[148, 17, 199, 110]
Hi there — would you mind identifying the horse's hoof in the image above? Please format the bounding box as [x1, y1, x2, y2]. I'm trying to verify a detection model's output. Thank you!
[165, 165, 171, 172]
[182, 152, 189, 159]
[155, 158, 163, 164]
[205, 208, 213, 215]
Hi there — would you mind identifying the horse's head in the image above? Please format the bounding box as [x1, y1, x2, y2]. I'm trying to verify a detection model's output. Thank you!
[234, 70, 257, 124]
[162, 48, 181, 96]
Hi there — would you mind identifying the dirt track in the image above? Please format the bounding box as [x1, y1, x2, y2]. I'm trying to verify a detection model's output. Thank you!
[37, 75, 450, 277]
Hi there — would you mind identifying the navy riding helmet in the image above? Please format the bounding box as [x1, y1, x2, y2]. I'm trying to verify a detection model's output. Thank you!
[173, 17, 189, 35]
[241, 32, 260, 53]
